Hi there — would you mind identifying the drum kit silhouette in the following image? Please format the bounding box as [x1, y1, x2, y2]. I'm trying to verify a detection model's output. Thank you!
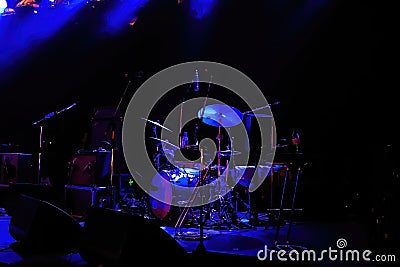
[131, 102, 273, 233]
[114, 83, 306, 252]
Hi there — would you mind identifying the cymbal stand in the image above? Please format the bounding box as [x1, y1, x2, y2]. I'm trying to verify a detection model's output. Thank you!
[210, 160, 237, 230]
[107, 79, 131, 209]
[263, 163, 286, 228]
[208, 118, 231, 229]
[285, 165, 302, 244]
[217, 117, 221, 184]
[151, 124, 162, 171]
[232, 187, 256, 229]
[273, 165, 289, 243]
[174, 150, 210, 240]
[174, 168, 210, 233]
[196, 149, 207, 253]
[227, 134, 255, 229]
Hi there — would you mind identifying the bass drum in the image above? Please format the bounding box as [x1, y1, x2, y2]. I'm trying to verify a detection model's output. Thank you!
[149, 168, 201, 224]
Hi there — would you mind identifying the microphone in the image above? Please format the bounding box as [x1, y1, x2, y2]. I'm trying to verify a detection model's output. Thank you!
[194, 69, 199, 92]
[56, 103, 77, 115]
[64, 102, 77, 111]
[270, 101, 280, 106]
[45, 112, 55, 119]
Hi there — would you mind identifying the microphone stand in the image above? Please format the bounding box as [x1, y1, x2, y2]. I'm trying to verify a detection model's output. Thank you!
[195, 148, 207, 254]
[179, 81, 192, 148]
[105, 79, 131, 209]
[193, 75, 213, 250]
[175, 74, 212, 244]
[152, 124, 161, 170]
[32, 103, 77, 184]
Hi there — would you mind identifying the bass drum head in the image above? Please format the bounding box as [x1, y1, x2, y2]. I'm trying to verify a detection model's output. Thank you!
[149, 170, 173, 221]
[149, 168, 203, 225]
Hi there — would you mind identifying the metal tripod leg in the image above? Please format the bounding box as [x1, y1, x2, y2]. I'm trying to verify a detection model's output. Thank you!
[275, 165, 307, 252]
[286, 166, 301, 243]
[231, 187, 256, 229]
[274, 166, 289, 244]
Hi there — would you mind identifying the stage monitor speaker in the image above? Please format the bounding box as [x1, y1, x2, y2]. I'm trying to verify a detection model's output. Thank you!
[9, 194, 83, 254]
[80, 206, 188, 267]
[4, 183, 59, 216]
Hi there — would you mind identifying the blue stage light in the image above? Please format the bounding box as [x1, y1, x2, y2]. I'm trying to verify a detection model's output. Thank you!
[103, 0, 149, 34]
[190, 0, 215, 20]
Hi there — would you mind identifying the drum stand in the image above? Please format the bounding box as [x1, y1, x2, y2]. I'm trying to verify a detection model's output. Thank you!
[231, 187, 257, 229]
[174, 150, 211, 242]
[225, 133, 256, 230]
[273, 163, 307, 252]
[263, 164, 288, 228]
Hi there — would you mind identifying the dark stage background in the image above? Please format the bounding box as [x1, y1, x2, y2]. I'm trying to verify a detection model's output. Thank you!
[0, 0, 395, 221]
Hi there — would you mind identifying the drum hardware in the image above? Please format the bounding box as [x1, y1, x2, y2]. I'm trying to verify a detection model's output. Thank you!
[198, 104, 243, 128]
[221, 135, 255, 230]
[116, 192, 150, 217]
[170, 100, 243, 232]
[259, 162, 288, 228]
[195, 105, 253, 231]
[272, 153, 308, 252]
[149, 167, 205, 223]
[230, 189, 257, 230]
[177, 75, 197, 152]
[202, 164, 232, 230]
[195, 148, 208, 253]
[149, 137, 180, 152]
[174, 150, 211, 241]
[206, 192, 237, 230]
[216, 150, 241, 157]
[225, 165, 258, 229]
[149, 137, 179, 171]
[143, 76, 279, 235]
[145, 118, 175, 171]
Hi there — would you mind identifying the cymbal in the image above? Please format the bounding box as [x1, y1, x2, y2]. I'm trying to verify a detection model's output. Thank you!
[243, 113, 272, 118]
[198, 104, 243, 127]
[141, 118, 172, 132]
[149, 137, 179, 150]
[217, 150, 241, 157]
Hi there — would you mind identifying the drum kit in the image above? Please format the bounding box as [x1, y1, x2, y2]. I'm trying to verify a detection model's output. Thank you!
[137, 102, 274, 232]
[115, 87, 306, 247]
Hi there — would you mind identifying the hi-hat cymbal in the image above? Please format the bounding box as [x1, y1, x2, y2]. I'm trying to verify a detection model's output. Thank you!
[198, 104, 243, 127]
[149, 137, 179, 150]
[141, 117, 172, 132]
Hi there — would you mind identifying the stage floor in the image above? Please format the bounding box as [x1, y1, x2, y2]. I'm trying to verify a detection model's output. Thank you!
[2, 209, 388, 267]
